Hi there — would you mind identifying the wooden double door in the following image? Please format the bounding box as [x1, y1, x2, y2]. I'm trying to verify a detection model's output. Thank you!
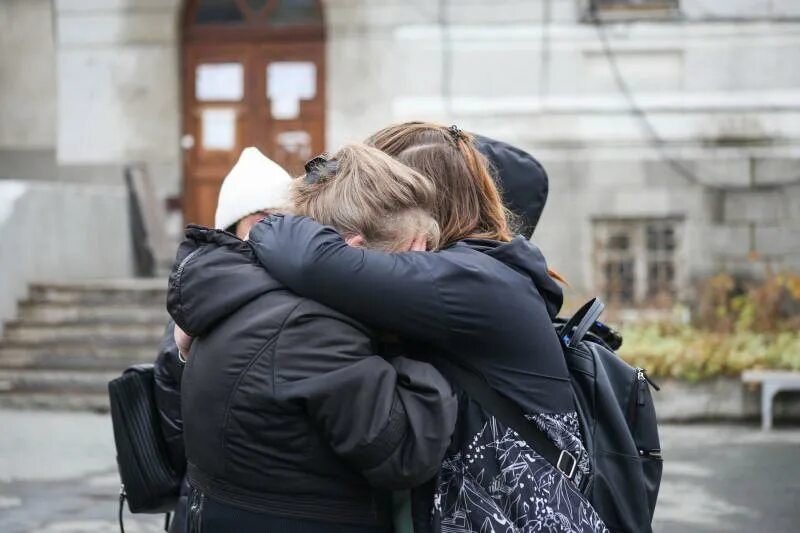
[182, 41, 324, 227]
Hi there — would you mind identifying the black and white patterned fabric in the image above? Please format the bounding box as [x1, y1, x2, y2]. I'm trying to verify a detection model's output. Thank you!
[433, 412, 607, 533]
[526, 412, 592, 489]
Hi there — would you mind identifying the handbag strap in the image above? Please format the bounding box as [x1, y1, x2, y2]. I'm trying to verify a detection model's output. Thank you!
[119, 487, 126, 533]
[117, 485, 171, 533]
[436, 359, 583, 487]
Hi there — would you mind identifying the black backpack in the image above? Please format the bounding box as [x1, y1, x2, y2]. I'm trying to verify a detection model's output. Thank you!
[440, 298, 662, 533]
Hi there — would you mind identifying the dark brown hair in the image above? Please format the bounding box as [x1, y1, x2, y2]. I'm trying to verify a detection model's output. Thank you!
[365, 122, 513, 246]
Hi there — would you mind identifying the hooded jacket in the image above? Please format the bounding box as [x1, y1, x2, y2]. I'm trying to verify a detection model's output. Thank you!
[248, 215, 607, 533]
[476, 135, 549, 239]
[164, 226, 457, 529]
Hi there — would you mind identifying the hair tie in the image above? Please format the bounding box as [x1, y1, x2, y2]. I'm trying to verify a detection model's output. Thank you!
[304, 153, 338, 185]
[448, 125, 463, 141]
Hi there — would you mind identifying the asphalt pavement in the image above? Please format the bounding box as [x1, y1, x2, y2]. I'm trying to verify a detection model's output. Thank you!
[1, 410, 798, 532]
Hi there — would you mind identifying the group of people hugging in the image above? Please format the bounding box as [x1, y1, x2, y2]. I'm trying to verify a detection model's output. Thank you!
[154, 121, 609, 532]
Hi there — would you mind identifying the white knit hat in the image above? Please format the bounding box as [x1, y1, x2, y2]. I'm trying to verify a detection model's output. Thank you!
[214, 147, 293, 230]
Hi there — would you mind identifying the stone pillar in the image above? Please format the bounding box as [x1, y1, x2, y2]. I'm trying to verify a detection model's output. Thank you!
[53, 0, 183, 198]
[0, 0, 58, 181]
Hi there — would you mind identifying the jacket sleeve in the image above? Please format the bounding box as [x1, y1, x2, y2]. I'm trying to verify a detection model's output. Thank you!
[248, 215, 451, 345]
[153, 320, 187, 474]
[276, 301, 457, 489]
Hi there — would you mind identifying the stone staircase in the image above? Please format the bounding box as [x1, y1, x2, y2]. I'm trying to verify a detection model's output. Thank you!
[0, 279, 169, 411]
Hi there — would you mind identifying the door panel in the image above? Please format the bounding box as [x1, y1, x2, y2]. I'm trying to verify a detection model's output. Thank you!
[183, 45, 252, 227]
[253, 42, 325, 178]
[182, 40, 324, 226]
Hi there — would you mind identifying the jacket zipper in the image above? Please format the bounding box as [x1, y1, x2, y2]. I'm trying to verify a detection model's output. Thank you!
[175, 247, 202, 282]
[643, 369, 660, 391]
[640, 449, 663, 460]
[627, 368, 647, 426]
[172, 247, 203, 336]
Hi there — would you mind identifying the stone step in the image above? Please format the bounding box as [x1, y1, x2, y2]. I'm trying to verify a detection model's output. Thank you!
[0, 392, 110, 412]
[0, 344, 155, 370]
[0, 369, 117, 395]
[0, 279, 169, 411]
[17, 302, 170, 324]
[28, 280, 166, 306]
[2, 322, 165, 344]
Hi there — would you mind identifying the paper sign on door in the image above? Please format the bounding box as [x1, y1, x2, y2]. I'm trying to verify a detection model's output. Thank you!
[267, 62, 316, 120]
[201, 108, 236, 150]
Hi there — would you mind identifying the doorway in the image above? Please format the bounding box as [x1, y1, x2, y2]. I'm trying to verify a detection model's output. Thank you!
[181, 0, 325, 227]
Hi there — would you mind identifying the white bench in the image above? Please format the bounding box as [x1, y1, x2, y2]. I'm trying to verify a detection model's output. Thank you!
[742, 370, 800, 430]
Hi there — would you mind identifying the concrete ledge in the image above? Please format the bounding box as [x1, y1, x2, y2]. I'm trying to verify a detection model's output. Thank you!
[0, 180, 134, 336]
[654, 377, 800, 423]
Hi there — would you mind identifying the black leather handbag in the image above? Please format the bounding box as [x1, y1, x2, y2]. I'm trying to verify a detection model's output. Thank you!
[108, 364, 181, 519]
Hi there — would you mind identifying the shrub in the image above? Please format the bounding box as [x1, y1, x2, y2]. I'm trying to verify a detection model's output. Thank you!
[616, 272, 800, 380]
[619, 323, 800, 381]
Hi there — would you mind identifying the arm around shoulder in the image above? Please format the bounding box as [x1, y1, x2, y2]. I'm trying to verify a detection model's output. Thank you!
[276, 301, 457, 489]
[248, 215, 450, 345]
[152, 320, 187, 472]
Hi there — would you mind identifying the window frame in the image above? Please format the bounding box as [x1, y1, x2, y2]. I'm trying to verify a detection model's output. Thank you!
[182, 0, 325, 44]
[584, 0, 680, 21]
[593, 217, 685, 308]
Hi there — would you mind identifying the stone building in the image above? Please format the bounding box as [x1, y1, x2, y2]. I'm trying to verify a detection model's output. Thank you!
[1, 0, 799, 328]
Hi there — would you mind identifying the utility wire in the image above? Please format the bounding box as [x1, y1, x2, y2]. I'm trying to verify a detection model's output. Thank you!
[589, 10, 712, 189]
[588, 6, 800, 189]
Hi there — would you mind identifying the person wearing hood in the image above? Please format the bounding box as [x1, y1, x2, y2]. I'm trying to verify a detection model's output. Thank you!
[247, 122, 607, 533]
[474, 134, 549, 239]
[167, 144, 458, 532]
[152, 147, 293, 532]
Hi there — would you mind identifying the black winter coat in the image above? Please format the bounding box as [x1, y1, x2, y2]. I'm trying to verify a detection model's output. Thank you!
[249, 215, 608, 533]
[165, 226, 458, 529]
[153, 322, 190, 533]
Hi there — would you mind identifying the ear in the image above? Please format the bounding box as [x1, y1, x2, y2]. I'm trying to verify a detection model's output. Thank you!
[345, 234, 366, 248]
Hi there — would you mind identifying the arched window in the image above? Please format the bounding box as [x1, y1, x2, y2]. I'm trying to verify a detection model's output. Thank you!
[184, 0, 324, 42]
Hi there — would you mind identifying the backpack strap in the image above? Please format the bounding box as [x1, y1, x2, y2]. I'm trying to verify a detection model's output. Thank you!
[436, 359, 585, 489]
[559, 298, 606, 348]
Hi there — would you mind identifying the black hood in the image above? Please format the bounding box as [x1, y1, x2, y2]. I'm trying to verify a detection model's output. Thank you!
[475, 135, 548, 239]
[167, 225, 282, 337]
[460, 236, 563, 319]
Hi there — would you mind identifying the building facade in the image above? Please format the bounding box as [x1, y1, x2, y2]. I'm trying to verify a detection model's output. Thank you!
[1, 0, 799, 315]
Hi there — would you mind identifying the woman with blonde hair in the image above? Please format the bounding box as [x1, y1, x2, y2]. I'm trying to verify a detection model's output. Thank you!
[166, 143, 457, 532]
[249, 122, 606, 532]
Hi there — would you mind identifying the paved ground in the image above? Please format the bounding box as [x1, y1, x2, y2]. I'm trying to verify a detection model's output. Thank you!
[1, 410, 799, 532]
[652, 423, 800, 532]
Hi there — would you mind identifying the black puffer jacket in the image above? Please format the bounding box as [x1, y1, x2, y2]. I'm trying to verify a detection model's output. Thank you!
[249, 216, 608, 532]
[152, 322, 189, 532]
[165, 226, 458, 529]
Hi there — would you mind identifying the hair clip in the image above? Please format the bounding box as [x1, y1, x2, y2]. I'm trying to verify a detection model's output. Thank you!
[304, 154, 338, 185]
[448, 125, 463, 140]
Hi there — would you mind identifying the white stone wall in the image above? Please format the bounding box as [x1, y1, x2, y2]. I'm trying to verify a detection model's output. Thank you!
[53, 0, 182, 197]
[0, 0, 57, 149]
[325, 0, 800, 297]
[0, 0, 58, 181]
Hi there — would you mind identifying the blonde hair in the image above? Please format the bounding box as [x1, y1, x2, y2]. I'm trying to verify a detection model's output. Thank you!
[366, 122, 514, 246]
[292, 143, 440, 251]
